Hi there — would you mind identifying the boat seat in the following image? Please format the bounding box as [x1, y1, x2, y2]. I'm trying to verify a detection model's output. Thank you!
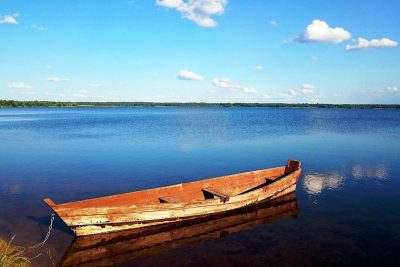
[265, 175, 280, 181]
[202, 187, 230, 203]
[159, 196, 180, 203]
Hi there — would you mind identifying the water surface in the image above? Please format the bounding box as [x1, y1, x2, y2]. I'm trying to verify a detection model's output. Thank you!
[0, 107, 399, 266]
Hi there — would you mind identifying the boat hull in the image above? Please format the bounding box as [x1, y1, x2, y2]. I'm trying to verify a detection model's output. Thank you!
[45, 160, 302, 236]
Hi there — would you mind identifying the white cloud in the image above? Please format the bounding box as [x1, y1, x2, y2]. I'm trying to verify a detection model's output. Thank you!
[70, 90, 109, 100]
[90, 83, 106, 88]
[282, 38, 293, 45]
[296, 19, 351, 43]
[276, 84, 317, 99]
[157, 0, 182, 8]
[243, 87, 257, 93]
[301, 83, 315, 94]
[289, 89, 298, 96]
[263, 93, 272, 99]
[376, 86, 400, 96]
[212, 78, 257, 94]
[177, 70, 204, 80]
[47, 77, 69, 82]
[254, 65, 263, 71]
[213, 78, 241, 89]
[0, 14, 18, 24]
[45, 92, 66, 97]
[276, 92, 293, 99]
[212, 78, 253, 93]
[157, 91, 176, 98]
[32, 24, 45, 31]
[156, 0, 228, 27]
[332, 93, 342, 97]
[8, 82, 32, 89]
[269, 20, 278, 27]
[345, 38, 398, 51]
[385, 86, 399, 93]
[21, 91, 35, 95]
[72, 90, 90, 97]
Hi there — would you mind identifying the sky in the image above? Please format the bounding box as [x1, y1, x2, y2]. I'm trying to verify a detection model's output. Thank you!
[1, 0, 399, 104]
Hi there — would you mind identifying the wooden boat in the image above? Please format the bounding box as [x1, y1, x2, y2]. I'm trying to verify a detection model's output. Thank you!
[58, 193, 299, 267]
[44, 159, 301, 236]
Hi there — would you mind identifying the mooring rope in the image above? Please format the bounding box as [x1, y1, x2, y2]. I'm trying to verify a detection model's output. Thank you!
[26, 213, 55, 250]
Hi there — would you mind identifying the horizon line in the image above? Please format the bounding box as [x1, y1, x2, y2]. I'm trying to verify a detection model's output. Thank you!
[1, 99, 399, 108]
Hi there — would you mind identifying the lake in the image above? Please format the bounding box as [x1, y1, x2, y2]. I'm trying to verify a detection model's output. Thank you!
[0, 107, 399, 266]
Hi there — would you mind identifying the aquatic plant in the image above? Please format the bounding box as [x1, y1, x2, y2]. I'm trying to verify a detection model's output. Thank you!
[0, 236, 31, 267]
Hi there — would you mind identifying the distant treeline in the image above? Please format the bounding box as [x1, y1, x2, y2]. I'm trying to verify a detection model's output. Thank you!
[1, 100, 399, 109]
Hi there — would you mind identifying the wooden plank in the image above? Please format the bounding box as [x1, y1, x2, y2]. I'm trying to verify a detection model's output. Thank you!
[159, 196, 180, 203]
[265, 175, 280, 181]
[44, 198, 56, 207]
[202, 187, 230, 203]
[285, 159, 301, 175]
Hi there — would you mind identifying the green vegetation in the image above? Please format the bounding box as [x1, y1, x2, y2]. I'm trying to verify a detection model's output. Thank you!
[1, 99, 399, 109]
[0, 236, 31, 267]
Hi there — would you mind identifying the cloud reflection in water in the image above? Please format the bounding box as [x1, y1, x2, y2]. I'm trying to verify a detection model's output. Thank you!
[303, 164, 390, 196]
[352, 164, 388, 180]
[303, 172, 344, 195]
[1, 182, 22, 195]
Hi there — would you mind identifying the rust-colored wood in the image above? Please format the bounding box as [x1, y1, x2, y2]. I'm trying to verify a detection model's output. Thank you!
[159, 196, 180, 203]
[44, 159, 302, 236]
[58, 193, 299, 267]
[56, 166, 286, 209]
[43, 198, 56, 207]
[284, 159, 301, 175]
[202, 187, 230, 203]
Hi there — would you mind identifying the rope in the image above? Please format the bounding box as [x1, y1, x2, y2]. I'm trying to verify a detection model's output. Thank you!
[26, 213, 55, 250]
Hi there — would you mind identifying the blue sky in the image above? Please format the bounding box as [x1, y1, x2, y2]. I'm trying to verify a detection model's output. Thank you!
[1, 0, 399, 103]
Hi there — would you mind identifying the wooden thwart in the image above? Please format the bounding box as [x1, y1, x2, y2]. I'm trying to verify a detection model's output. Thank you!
[159, 196, 180, 203]
[202, 187, 230, 203]
[265, 175, 280, 181]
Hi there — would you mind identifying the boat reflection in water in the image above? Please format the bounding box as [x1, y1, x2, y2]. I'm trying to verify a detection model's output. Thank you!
[58, 192, 299, 267]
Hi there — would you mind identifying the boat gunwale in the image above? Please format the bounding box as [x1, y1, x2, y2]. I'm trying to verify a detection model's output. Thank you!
[52, 169, 301, 218]
[50, 165, 287, 209]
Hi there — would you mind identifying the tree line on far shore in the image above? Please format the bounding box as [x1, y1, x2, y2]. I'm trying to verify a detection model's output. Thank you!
[1, 99, 399, 109]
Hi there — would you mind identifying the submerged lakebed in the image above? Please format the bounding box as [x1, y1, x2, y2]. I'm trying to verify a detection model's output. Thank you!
[0, 107, 400, 266]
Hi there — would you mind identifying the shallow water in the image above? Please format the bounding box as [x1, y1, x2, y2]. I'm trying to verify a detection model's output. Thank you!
[0, 107, 399, 266]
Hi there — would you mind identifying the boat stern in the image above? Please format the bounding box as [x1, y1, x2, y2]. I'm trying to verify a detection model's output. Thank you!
[285, 159, 302, 175]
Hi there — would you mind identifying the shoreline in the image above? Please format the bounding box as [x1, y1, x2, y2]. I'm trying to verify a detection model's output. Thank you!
[0, 100, 399, 109]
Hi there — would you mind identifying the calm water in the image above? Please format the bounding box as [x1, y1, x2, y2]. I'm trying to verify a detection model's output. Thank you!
[0, 107, 399, 267]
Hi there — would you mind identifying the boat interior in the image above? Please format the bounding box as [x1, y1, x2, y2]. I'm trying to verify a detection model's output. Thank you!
[45, 160, 300, 209]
